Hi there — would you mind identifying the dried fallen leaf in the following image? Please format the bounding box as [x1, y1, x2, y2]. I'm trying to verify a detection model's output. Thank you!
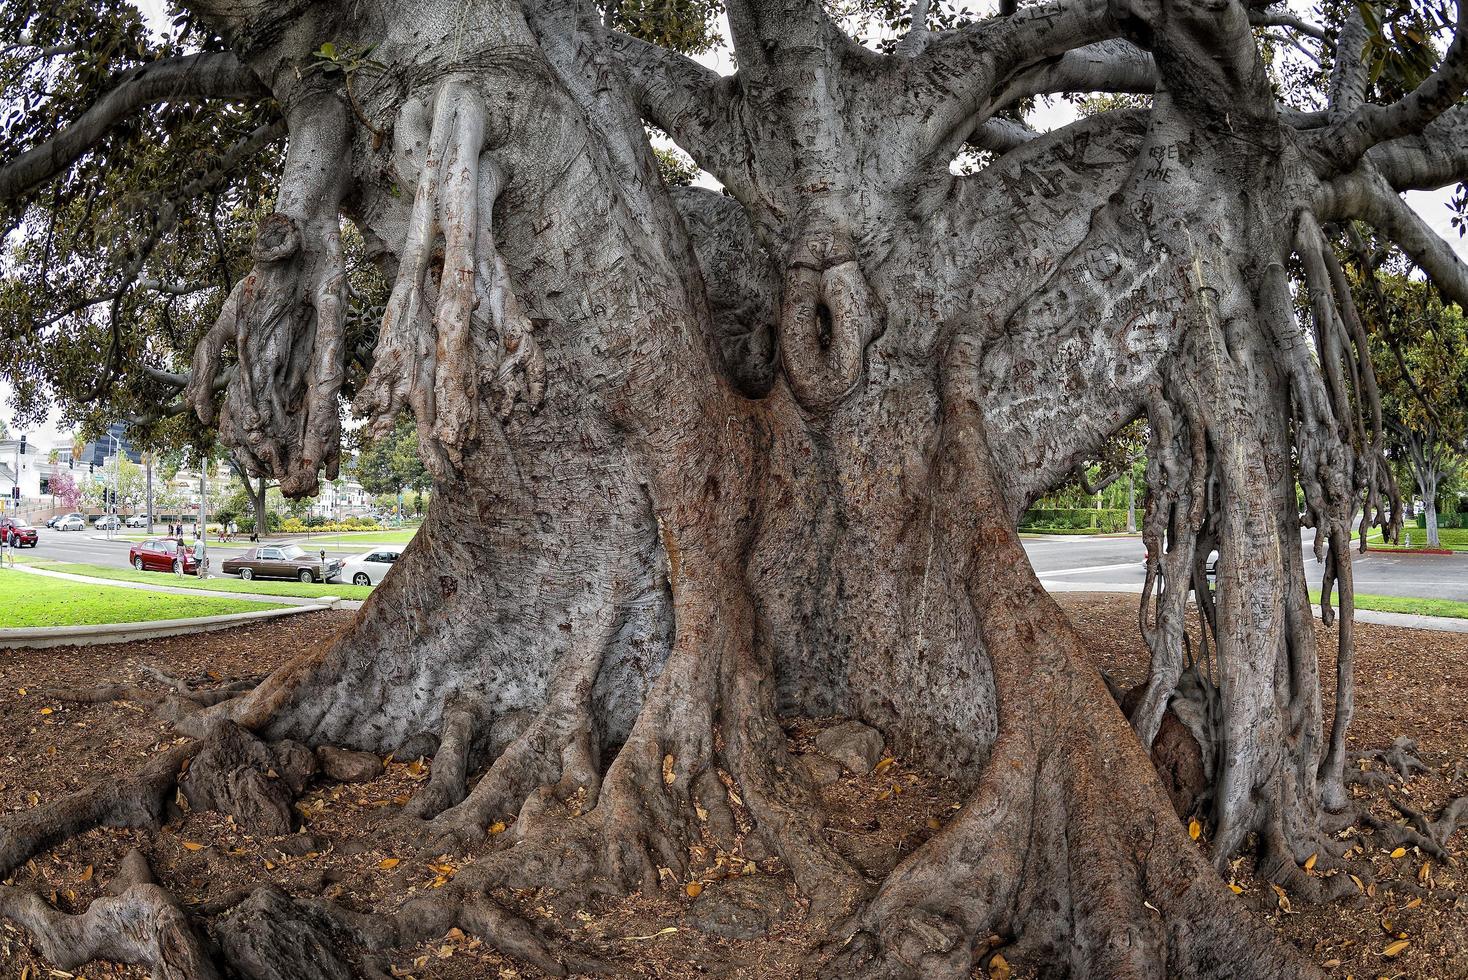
[1186, 819, 1201, 841]
[873, 757, 895, 773]
[1417, 861, 1430, 883]
[1304, 853, 1317, 872]
[1389, 847, 1407, 859]
[17, 687, 26, 695]
[1229, 883, 1244, 895]
[1403, 897, 1422, 909]
[181, 842, 206, 852]
[927, 816, 943, 830]
[1381, 939, 1409, 958]
[988, 953, 1011, 980]
[1321, 959, 1340, 969]
[38, 707, 53, 716]
[79, 865, 93, 882]
[1349, 874, 1365, 893]
[685, 882, 703, 898]
[379, 858, 401, 869]
[623, 926, 678, 941]
[662, 754, 676, 785]
[488, 821, 506, 835]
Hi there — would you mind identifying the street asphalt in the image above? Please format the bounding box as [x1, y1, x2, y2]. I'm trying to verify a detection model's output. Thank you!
[1023, 531, 1468, 602]
[24, 528, 1466, 602]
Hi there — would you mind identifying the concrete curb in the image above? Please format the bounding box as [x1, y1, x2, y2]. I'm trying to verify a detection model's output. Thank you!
[9, 563, 351, 608]
[0, 603, 336, 649]
[1041, 581, 1468, 634]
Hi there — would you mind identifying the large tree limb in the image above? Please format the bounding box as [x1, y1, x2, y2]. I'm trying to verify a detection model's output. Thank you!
[909, 0, 1117, 154]
[1308, 0, 1468, 172]
[1329, 169, 1468, 310]
[1249, 5, 1327, 41]
[990, 39, 1154, 111]
[0, 52, 269, 203]
[607, 32, 739, 177]
[1367, 105, 1468, 191]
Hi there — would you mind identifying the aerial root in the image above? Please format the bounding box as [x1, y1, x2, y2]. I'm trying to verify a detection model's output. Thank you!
[357, 77, 545, 476]
[0, 848, 219, 980]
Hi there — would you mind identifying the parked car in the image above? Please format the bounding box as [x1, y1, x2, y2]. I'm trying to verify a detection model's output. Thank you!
[94, 515, 122, 530]
[338, 546, 402, 586]
[222, 543, 342, 583]
[45, 515, 61, 528]
[125, 515, 149, 528]
[55, 514, 86, 531]
[127, 537, 198, 574]
[1, 518, 38, 547]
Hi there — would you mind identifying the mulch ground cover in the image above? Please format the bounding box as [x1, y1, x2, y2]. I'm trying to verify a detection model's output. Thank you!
[1, 595, 1464, 979]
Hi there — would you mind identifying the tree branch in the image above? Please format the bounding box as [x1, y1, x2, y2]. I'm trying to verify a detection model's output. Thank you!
[607, 32, 738, 177]
[1330, 169, 1468, 311]
[990, 39, 1154, 111]
[1367, 105, 1468, 191]
[0, 52, 269, 204]
[1308, 0, 1468, 172]
[908, 0, 1117, 154]
[1248, 6, 1327, 41]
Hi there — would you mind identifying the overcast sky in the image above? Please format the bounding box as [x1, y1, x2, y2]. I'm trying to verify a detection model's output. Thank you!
[4, 0, 1464, 446]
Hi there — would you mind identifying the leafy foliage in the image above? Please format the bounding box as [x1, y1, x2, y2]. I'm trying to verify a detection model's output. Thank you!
[348, 414, 429, 496]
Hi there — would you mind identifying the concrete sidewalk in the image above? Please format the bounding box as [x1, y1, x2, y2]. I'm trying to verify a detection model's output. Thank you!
[7, 562, 364, 610]
[1041, 580, 1468, 634]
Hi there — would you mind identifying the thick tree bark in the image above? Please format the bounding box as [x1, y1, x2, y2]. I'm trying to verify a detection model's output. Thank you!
[8, 0, 1468, 976]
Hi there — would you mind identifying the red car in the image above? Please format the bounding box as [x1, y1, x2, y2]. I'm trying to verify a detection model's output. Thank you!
[1, 517, 38, 547]
[128, 537, 198, 573]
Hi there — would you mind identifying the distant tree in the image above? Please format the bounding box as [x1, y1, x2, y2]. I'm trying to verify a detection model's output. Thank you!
[47, 469, 81, 510]
[1365, 276, 1468, 547]
[348, 414, 426, 497]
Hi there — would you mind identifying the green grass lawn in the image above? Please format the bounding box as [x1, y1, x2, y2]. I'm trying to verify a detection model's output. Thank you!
[1362, 526, 1468, 551]
[0, 569, 289, 628]
[18, 558, 375, 601]
[1311, 590, 1468, 620]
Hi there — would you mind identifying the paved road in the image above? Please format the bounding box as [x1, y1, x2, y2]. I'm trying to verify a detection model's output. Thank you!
[25, 530, 1466, 602]
[1022, 532, 1468, 602]
[26, 532, 394, 571]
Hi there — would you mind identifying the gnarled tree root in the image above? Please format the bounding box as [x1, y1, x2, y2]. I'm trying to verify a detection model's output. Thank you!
[0, 848, 219, 980]
[0, 741, 196, 879]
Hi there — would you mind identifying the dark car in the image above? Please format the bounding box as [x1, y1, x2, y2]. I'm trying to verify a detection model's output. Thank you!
[222, 543, 341, 583]
[128, 537, 198, 574]
[1, 518, 38, 547]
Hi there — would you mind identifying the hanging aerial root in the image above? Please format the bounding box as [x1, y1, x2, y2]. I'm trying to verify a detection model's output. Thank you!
[0, 849, 219, 980]
[187, 92, 354, 497]
[356, 78, 545, 477]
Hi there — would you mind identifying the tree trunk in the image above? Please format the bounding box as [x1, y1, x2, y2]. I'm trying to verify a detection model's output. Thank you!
[9, 0, 1431, 975]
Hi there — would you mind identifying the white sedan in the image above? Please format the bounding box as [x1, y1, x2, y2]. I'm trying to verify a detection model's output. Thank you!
[336, 546, 403, 586]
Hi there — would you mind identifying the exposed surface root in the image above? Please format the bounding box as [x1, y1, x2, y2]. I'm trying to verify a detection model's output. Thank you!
[1365, 795, 1468, 861]
[1352, 736, 1431, 780]
[0, 849, 218, 980]
[0, 741, 195, 879]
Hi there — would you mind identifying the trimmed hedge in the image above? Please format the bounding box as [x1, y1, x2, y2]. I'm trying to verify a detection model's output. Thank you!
[1021, 508, 1132, 533]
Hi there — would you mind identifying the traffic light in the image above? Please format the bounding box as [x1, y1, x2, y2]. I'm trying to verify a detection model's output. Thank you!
[89, 462, 95, 475]
[10, 486, 18, 501]
[18, 436, 25, 455]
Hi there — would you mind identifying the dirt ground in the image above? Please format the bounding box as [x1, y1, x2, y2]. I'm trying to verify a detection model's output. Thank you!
[0, 595, 1464, 979]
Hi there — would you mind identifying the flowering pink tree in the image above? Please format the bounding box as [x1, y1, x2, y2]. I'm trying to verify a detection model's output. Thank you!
[47, 470, 82, 510]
